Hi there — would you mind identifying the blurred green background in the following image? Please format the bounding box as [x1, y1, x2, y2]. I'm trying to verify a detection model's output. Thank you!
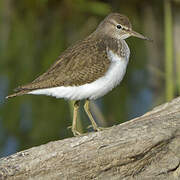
[0, 0, 179, 158]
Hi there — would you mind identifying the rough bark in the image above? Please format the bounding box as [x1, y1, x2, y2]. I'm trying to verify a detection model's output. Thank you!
[0, 97, 180, 180]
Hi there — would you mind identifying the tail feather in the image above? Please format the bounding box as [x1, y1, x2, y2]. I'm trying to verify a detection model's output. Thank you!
[6, 90, 30, 99]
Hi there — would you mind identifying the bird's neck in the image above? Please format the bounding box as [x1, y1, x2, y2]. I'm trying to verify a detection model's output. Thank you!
[86, 31, 130, 59]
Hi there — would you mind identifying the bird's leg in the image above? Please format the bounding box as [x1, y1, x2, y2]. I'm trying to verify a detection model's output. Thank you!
[84, 100, 101, 132]
[72, 100, 81, 136]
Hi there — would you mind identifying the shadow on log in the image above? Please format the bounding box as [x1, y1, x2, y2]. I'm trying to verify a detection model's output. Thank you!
[0, 97, 180, 180]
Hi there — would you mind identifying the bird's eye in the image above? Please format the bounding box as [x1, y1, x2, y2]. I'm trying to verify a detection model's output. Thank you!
[116, 24, 122, 29]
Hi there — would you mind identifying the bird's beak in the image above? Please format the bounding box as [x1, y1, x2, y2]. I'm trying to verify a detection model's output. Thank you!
[130, 30, 152, 42]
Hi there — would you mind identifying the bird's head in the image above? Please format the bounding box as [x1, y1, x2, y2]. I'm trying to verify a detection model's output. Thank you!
[97, 13, 151, 41]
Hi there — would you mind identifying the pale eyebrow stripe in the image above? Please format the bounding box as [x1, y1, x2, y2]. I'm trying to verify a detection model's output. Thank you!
[108, 20, 131, 31]
[108, 20, 128, 30]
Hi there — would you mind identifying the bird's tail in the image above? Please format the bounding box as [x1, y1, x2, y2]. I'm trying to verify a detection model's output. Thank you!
[6, 89, 30, 99]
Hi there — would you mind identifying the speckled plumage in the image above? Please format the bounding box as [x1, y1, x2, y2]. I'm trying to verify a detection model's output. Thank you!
[6, 12, 148, 99]
[6, 12, 150, 136]
[7, 34, 127, 98]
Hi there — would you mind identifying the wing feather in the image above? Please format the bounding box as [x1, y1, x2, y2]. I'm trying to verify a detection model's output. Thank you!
[16, 37, 111, 91]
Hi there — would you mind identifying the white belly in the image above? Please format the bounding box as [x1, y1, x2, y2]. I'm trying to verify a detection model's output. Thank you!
[29, 44, 130, 100]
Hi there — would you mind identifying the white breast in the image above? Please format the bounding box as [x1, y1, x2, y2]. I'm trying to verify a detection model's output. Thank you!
[29, 41, 130, 100]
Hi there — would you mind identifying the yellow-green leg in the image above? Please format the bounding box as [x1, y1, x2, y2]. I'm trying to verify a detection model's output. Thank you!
[84, 100, 101, 131]
[72, 100, 81, 136]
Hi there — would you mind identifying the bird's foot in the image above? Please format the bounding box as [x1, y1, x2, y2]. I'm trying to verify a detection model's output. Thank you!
[72, 129, 81, 136]
[87, 125, 106, 132]
[67, 126, 82, 136]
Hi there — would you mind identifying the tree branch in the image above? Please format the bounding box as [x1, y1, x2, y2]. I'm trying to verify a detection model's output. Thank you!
[1, 97, 180, 180]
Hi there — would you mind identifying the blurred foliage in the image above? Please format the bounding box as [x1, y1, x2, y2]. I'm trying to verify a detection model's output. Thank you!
[0, 0, 179, 157]
[164, 0, 174, 101]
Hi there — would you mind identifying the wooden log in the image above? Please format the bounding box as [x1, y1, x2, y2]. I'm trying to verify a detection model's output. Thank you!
[0, 97, 180, 180]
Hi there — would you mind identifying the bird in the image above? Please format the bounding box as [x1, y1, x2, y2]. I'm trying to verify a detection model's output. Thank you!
[6, 13, 151, 136]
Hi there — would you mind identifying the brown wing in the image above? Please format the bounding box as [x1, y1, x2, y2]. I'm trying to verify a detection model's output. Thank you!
[15, 37, 111, 92]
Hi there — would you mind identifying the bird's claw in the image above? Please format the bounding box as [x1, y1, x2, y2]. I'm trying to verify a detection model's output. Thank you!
[87, 125, 106, 132]
[72, 129, 81, 136]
